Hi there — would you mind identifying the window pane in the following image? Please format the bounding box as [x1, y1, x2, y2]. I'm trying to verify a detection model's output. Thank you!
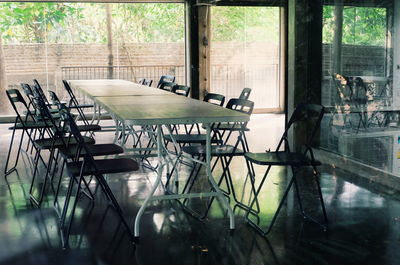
[320, 3, 398, 175]
[0, 2, 185, 116]
[210, 6, 281, 110]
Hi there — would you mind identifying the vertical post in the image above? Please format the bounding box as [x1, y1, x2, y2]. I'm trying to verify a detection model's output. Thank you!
[106, 3, 114, 80]
[198, 6, 211, 100]
[332, 1, 344, 75]
[188, 1, 200, 99]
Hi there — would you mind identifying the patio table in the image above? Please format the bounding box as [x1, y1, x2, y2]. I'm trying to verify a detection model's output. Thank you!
[67, 79, 250, 237]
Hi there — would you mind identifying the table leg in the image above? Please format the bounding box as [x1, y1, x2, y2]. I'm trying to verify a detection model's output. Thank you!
[205, 123, 235, 230]
[134, 124, 164, 238]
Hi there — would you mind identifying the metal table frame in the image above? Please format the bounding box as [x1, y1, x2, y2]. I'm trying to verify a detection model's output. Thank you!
[68, 79, 250, 237]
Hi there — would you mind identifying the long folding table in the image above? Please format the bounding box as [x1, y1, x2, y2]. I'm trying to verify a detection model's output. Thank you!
[68, 79, 250, 237]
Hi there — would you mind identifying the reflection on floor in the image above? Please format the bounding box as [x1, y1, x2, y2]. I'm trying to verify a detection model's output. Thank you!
[0, 114, 399, 265]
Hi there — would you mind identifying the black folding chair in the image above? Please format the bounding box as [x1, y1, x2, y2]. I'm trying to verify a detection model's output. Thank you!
[58, 108, 138, 248]
[157, 75, 176, 88]
[138, 78, 153, 87]
[239, 87, 252, 100]
[28, 87, 95, 206]
[159, 81, 176, 92]
[172, 85, 190, 97]
[244, 103, 328, 236]
[163, 92, 226, 163]
[179, 98, 256, 217]
[33, 79, 51, 106]
[4, 89, 50, 175]
[48, 90, 101, 134]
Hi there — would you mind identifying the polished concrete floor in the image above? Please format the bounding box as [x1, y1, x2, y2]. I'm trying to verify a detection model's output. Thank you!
[0, 114, 399, 265]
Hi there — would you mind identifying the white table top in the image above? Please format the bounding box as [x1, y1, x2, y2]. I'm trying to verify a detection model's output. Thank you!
[68, 79, 171, 97]
[68, 79, 250, 126]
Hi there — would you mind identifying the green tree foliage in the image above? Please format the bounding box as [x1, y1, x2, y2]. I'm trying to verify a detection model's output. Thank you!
[0, 2, 78, 43]
[323, 6, 387, 46]
[211, 6, 280, 43]
[0, 2, 185, 44]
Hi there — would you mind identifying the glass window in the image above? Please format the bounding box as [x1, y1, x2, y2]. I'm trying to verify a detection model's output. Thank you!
[320, 3, 398, 175]
[210, 6, 282, 111]
[0, 2, 186, 116]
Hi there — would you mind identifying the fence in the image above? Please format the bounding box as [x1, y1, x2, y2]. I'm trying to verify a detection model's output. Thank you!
[61, 65, 186, 86]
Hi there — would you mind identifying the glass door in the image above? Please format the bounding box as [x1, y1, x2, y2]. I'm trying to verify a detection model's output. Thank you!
[209, 6, 283, 112]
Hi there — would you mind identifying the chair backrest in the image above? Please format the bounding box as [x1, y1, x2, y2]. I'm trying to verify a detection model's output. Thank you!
[279, 103, 325, 153]
[332, 73, 352, 104]
[62, 80, 89, 125]
[172, 85, 190, 97]
[59, 104, 98, 164]
[20, 83, 36, 110]
[32, 79, 50, 105]
[350, 77, 368, 105]
[48, 90, 62, 105]
[239, 87, 252, 100]
[204, 92, 225, 106]
[31, 86, 64, 138]
[6, 89, 35, 123]
[159, 82, 176, 92]
[225, 98, 254, 116]
[139, 78, 153, 87]
[157, 75, 176, 88]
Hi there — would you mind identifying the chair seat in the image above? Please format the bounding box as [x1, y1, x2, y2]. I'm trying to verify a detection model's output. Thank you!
[59, 144, 124, 159]
[201, 123, 250, 131]
[9, 121, 50, 130]
[77, 124, 102, 132]
[70, 103, 94, 109]
[66, 158, 138, 177]
[182, 145, 244, 156]
[244, 151, 321, 166]
[164, 134, 222, 144]
[34, 136, 95, 150]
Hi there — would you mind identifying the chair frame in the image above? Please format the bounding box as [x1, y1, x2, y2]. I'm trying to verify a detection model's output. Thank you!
[244, 103, 328, 236]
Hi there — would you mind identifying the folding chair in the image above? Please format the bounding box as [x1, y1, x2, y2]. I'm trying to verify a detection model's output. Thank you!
[48, 90, 101, 133]
[159, 81, 176, 92]
[239, 87, 252, 100]
[163, 92, 226, 163]
[53, 104, 125, 215]
[179, 98, 256, 217]
[62, 79, 96, 110]
[28, 87, 95, 206]
[33, 79, 51, 106]
[4, 89, 50, 175]
[244, 103, 328, 236]
[58, 108, 138, 248]
[138, 78, 153, 87]
[157, 75, 176, 88]
[172, 85, 190, 97]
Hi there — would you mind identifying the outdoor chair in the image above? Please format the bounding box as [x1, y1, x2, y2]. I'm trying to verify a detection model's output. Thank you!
[244, 103, 328, 236]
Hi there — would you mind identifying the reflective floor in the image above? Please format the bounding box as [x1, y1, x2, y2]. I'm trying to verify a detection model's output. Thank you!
[0, 114, 399, 265]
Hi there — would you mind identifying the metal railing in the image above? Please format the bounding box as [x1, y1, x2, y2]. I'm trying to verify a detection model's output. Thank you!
[61, 65, 186, 86]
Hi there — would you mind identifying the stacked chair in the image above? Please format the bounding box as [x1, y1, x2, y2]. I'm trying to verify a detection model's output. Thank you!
[5, 80, 139, 248]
